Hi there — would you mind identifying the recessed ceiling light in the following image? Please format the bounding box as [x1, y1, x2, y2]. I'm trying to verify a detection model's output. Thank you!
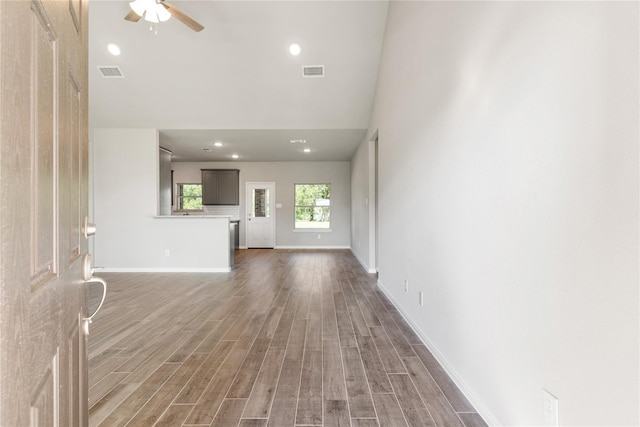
[231, 154, 239, 159]
[289, 43, 301, 56]
[304, 148, 311, 153]
[289, 139, 306, 144]
[107, 44, 121, 56]
[213, 142, 223, 147]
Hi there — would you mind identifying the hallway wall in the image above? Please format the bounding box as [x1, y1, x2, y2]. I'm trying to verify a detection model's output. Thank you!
[352, 2, 639, 424]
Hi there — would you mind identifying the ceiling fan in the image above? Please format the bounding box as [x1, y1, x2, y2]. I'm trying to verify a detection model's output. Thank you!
[125, 0, 204, 32]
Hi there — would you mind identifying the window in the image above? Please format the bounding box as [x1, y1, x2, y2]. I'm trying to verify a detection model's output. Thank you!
[177, 183, 203, 210]
[294, 184, 330, 229]
[252, 188, 270, 218]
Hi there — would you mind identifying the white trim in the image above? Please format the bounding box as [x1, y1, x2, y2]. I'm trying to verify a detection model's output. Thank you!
[368, 136, 378, 275]
[100, 267, 232, 273]
[239, 246, 248, 250]
[274, 245, 350, 250]
[350, 248, 377, 274]
[376, 279, 499, 427]
[293, 228, 332, 233]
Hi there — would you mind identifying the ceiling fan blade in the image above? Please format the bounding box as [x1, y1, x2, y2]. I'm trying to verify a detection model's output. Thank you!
[161, 1, 204, 32]
[124, 9, 142, 22]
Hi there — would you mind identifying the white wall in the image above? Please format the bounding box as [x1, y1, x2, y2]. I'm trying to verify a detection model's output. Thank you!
[172, 161, 351, 249]
[352, 2, 639, 425]
[350, 139, 374, 271]
[92, 129, 230, 271]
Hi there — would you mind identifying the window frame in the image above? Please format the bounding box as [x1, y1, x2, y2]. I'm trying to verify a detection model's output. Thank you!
[293, 183, 331, 231]
[176, 183, 204, 211]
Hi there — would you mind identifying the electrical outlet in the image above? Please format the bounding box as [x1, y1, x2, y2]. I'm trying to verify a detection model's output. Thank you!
[317, 234, 321, 240]
[164, 249, 170, 257]
[543, 389, 559, 426]
[419, 291, 424, 306]
[404, 280, 409, 292]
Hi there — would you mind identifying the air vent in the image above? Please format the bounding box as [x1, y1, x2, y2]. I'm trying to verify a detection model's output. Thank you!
[97, 66, 124, 78]
[302, 65, 324, 78]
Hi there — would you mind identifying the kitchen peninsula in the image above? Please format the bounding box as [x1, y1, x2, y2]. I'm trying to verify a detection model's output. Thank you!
[152, 215, 235, 271]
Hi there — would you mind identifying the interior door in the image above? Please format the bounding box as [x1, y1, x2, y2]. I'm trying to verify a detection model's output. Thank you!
[246, 182, 275, 248]
[0, 0, 90, 425]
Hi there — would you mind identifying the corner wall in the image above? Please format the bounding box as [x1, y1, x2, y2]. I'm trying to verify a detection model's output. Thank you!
[352, 2, 639, 425]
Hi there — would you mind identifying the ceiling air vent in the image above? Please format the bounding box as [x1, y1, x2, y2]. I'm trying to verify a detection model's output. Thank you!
[97, 66, 124, 78]
[302, 65, 324, 78]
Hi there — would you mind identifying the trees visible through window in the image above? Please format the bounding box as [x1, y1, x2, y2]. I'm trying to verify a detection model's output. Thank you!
[177, 183, 203, 210]
[295, 184, 330, 229]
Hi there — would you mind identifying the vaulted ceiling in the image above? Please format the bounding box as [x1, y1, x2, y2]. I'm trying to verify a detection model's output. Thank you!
[89, 0, 388, 161]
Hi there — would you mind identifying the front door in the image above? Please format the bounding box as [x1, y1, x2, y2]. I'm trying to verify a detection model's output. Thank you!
[246, 182, 275, 248]
[0, 0, 90, 425]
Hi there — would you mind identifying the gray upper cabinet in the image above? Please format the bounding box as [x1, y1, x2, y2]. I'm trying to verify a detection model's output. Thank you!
[202, 169, 240, 205]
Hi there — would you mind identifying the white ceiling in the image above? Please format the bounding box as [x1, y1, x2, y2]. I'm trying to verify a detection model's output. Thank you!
[89, 0, 389, 161]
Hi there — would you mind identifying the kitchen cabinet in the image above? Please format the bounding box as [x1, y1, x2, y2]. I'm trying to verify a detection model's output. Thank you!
[202, 169, 240, 205]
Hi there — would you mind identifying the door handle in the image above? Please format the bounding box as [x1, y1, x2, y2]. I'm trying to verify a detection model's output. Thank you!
[84, 277, 107, 324]
[82, 276, 107, 335]
[81, 253, 107, 335]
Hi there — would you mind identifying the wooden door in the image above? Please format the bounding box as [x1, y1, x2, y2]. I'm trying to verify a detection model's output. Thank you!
[0, 0, 90, 425]
[246, 182, 275, 248]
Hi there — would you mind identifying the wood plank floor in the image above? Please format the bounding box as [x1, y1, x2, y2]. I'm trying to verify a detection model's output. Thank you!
[88, 249, 487, 427]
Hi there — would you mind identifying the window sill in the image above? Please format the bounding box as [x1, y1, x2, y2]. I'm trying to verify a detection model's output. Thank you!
[293, 228, 332, 233]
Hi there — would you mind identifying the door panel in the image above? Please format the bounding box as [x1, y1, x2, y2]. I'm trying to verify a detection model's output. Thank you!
[30, 354, 57, 427]
[0, 0, 89, 425]
[31, 2, 57, 288]
[246, 182, 275, 248]
[67, 75, 82, 261]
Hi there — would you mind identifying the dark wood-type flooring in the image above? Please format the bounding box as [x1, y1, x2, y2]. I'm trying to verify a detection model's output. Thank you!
[89, 249, 487, 427]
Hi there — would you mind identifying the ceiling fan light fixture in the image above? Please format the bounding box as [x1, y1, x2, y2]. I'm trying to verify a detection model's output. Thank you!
[156, 3, 171, 22]
[129, 0, 146, 17]
[144, 4, 159, 23]
[125, 0, 203, 32]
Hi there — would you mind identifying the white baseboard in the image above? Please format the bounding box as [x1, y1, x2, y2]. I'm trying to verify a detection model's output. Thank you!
[350, 248, 377, 274]
[274, 245, 351, 250]
[376, 279, 500, 426]
[100, 267, 232, 273]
